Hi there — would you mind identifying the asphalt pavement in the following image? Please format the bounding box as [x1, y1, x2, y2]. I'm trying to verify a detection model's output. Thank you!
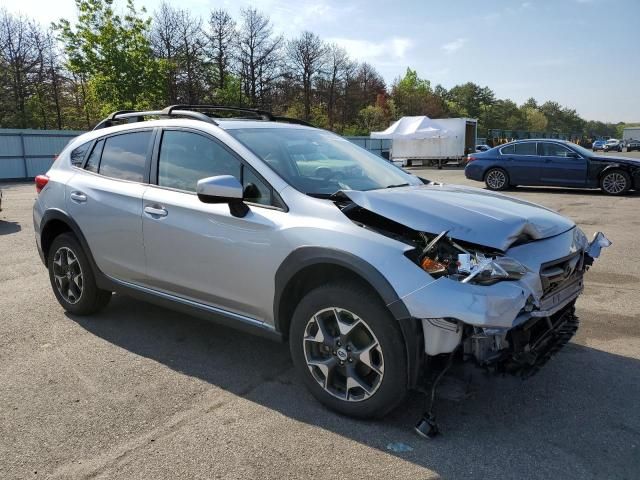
[0, 165, 639, 479]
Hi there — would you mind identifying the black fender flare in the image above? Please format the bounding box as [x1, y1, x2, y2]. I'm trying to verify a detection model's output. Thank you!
[274, 247, 422, 387]
[39, 209, 113, 290]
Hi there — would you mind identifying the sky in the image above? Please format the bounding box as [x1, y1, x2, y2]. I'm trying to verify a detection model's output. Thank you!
[3, 0, 639, 123]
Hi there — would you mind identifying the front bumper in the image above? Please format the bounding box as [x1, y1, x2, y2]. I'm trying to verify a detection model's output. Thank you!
[396, 230, 610, 356]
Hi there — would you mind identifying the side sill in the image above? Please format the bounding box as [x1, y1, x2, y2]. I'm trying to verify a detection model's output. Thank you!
[108, 276, 284, 343]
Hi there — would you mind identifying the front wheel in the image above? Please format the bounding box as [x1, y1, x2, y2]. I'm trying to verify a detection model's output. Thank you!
[600, 169, 631, 195]
[289, 282, 408, 419]
[484, 168, 509, 191]
[47, 233, 112, 315]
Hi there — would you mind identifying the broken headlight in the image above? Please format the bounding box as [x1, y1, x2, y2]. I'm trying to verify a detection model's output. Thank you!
[414, 230, 529, 285]
[458, 255, 528, 284]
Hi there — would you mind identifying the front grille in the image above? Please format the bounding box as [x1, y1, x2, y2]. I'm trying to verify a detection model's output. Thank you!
[540, 251, 584, 297]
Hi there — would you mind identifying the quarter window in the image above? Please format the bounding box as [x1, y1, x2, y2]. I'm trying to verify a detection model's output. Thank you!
[242, 166, 272, 206]
[158, 130, 241, 192]
[85, 139, 103, 173]
[99, 131, 151, 182]
[514, 143, 537, 155]
[70, 142, 91, 167]
[500, 144, 515, 155]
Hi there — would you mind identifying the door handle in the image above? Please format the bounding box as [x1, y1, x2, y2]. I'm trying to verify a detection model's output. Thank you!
[144, 205, 168, 217]
[70, 191, 87, 203]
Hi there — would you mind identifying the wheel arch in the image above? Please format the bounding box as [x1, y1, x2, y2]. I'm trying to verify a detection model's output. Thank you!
[39, 209, 112, 290]
[274, 247, 423, 387]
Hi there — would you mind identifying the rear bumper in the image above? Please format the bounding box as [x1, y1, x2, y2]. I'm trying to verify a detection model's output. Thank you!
[464, 164, 484, 181]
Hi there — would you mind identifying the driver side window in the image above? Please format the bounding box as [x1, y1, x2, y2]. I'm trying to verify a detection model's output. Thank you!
[157, 129, 275, 207]
[538, 142, 575, 157]
[158, 130, 240, 192]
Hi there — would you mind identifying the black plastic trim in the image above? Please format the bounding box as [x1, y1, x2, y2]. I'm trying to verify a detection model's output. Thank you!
[273, 247, 420, 387]
[39, 209, 114, 290]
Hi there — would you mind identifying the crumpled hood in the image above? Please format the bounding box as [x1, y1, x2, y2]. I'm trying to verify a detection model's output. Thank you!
[342, 183, 575, 251]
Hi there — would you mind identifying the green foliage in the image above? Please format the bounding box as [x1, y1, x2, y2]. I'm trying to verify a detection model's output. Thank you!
[1, 0, 631, 136]
[54, 0, 165, 120]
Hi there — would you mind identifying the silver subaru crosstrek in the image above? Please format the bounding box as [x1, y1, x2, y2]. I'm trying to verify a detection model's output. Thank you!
[34, 106, 610, 423]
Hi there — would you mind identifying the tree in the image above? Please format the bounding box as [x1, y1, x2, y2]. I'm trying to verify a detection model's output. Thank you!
[391, 67, 430, 116]
[522, 107, 548, 131]
[207, 9, 235, 92]
[237, 7, 282, 108]
[0, 10, 41, 128]
[55, 0, 165, 123]
[286, 31, 326, 121]
[318, 44, 349, 130]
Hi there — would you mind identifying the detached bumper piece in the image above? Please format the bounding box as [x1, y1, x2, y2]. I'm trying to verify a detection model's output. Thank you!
[500, 303, 579, 378]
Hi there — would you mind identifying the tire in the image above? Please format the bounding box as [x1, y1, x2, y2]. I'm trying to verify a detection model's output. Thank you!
[484, 168, 509, 191]
[289, 281, 408, 419]
[600, 169, 631, 195]
[47, 233, 112, 315]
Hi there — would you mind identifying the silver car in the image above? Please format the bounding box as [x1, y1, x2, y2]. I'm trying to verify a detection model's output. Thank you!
[33, 106, 610, 422]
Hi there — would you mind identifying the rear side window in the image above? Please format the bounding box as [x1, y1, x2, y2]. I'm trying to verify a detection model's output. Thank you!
[158, 130, 241, 192]
[85, 140, 103, 173]
[514, 143, 537, 155]
[99, 131, 151, 182]
[500, 144, 515, 155]
[70, 142, 91, 167]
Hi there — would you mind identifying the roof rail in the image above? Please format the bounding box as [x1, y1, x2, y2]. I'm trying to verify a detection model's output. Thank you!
[93, 105, 314, 130]
[161, 104, 275, 121]
[93, 108, 218, 130]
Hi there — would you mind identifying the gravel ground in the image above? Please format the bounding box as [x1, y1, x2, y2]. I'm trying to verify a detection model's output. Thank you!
[0, 169, 639, 480]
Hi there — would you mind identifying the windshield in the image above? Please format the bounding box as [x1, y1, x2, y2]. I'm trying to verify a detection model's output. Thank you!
[228, 128, 421, 196]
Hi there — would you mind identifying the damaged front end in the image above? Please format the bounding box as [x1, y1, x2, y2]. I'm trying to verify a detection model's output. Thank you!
[334, 188, 611, 378]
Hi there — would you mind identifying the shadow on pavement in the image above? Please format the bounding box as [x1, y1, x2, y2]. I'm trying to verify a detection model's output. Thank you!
[68, 294, 640, 479]
[0, 220, 21, 235]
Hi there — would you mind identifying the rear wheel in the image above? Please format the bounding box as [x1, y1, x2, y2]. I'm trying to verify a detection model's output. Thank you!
[289, 281, 408, 419]
[47, 233, 112, 315]
[484, 168, 509, 191]
[600, 169, 631, 195]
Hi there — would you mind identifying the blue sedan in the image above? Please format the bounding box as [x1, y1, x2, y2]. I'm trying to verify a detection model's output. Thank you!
[464, 139, 640, 195]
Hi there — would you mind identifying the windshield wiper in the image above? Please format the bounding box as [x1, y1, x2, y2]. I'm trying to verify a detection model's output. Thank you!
[385, 183, 410, 189]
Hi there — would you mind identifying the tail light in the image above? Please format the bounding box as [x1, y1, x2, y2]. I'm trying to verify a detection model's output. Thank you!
[466, 155, 477, 163]
[35, 175, 49, 194]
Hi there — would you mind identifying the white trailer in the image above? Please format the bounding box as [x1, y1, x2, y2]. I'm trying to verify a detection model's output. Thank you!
[622, 127, 640, 142]
[371, 116, 477, 168]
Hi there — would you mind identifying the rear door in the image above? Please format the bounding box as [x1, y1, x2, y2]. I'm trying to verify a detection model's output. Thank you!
[500, 142, 542, 185]
[141, 128, 287, 321]
[66, 130, 154, 283]
[538, 142, 588, 186]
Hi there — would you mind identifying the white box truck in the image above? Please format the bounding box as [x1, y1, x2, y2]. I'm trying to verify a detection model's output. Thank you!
[622, 127, 640, 142]
[371, 116, 477, 168]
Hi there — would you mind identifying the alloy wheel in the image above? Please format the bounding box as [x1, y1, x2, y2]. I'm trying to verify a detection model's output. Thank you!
[52, 247, 84, 304]
[486, 169, 507, 189]
[602, 172, 627, 194]
[303, 307, 384, 402]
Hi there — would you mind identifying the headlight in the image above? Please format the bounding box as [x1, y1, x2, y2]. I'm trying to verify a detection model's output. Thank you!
[413, 230, 529, 285]
[573, 227, 588, 250]
[459, 255, 528, 285]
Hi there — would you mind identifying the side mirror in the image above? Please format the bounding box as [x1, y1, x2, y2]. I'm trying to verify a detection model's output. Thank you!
[197, 175, 249, 218]
[566, 152, 580, 159]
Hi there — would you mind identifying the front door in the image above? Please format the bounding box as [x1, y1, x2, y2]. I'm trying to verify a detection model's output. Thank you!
[141, 128, 286, 321]
[538, 142, 588, 186]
